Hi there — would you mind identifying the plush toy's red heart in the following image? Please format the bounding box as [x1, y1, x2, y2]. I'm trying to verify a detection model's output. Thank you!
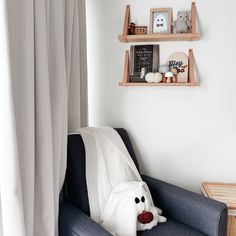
[137, 211, 154, 224]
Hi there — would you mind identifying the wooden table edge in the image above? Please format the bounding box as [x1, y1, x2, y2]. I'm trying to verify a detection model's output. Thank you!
[201, 182, 236, 215]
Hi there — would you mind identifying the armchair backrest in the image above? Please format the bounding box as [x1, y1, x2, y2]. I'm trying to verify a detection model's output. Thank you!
[64, 128, 139, 216]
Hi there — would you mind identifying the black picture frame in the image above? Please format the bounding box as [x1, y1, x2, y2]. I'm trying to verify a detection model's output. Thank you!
[129, 45, 159, 82]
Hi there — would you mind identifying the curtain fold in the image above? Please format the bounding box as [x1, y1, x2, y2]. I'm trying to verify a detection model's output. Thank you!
[1, 0, 87, 235]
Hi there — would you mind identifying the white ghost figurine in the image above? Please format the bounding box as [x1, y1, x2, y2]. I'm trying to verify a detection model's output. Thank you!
[154, 14, 167, 33]
[101, 181, 166, 236]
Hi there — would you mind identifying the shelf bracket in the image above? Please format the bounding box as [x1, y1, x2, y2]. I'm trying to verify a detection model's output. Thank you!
[188, 49, 197, 83]
[122, 50, 129, 84]
[191, 2, 197, 34]
[122, 5, 130, 37]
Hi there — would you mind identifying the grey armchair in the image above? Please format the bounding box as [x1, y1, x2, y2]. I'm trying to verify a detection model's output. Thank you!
[59, 128, 227, 236]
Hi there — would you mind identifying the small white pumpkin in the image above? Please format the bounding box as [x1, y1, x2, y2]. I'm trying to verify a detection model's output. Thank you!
[145, 73, 155, 83]
[145, 72, 162, 83]
[153, 72, 162, 83]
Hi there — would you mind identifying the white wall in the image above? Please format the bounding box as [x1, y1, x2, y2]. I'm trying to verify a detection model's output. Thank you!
[0, 1, 19, 235]
[86, 0, 236, 192]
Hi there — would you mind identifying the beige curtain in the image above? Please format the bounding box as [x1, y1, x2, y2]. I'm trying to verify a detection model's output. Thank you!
[0, 0, 87, 235]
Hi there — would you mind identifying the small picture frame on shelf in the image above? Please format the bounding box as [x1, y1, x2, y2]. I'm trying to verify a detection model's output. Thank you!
[150, 8, 172, 34]
[129, 45, 159, 82]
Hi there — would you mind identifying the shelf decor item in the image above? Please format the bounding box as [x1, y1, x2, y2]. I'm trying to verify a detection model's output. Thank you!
[167, 52, 189, 83]
[129, 45, 159, 82]
[159, 64, 170, 82]
[171, 68, 178, 83]
[128, 23, 147, 35]
[135, 26, 148, 35]
[173, 11, 192, 33]
[118, 2, 201, 43]
[159, 65, 169, 73]
[165, 71, 174, 83]
[150, 8, 172, 34]
[128, 22, 136, 35]
[145, 72, 163, 83]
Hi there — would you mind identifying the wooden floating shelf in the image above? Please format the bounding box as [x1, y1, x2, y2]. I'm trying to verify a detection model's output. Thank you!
[119, 49, 199, 87]
[119, 2, 201, 43]
[118, 33, 202, 43]
[119, 82, 200, 87]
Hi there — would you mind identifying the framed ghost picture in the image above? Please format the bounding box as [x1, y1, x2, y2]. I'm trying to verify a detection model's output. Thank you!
[150, 8, 172, 34]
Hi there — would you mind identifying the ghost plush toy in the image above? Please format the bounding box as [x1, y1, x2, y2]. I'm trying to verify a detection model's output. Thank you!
[101, 181, 166, 236]
[154, 14, 168, 33]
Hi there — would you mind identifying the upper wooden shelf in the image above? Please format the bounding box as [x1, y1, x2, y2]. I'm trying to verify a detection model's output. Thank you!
[118, 33, 202, 43]
[119, 2, 201, 43]
[119, 82, 200, 87]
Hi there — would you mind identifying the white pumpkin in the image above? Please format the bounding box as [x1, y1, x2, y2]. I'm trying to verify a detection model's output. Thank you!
[145, 73, 155, 83]
[154, 73, 163, 83]
[145, 72, 162, 83]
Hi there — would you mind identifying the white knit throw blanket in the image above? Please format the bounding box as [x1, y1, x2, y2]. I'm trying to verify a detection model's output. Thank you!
[78, 127, 166, 236]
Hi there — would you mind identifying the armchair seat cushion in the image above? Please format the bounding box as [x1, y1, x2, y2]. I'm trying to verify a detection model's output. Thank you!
[138, 218, 206, 236]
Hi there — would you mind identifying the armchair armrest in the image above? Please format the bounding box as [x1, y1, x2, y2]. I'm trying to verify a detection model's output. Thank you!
[142, 175, 228, 236]
[59, 202, 112, 236]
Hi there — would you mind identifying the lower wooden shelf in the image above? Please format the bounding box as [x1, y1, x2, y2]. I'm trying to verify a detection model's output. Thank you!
[119, 82, 200, 87]
[119, 49, 199, 87]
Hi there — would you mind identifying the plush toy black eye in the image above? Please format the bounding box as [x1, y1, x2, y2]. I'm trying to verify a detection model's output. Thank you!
[135, 197, 140, 204]
[141, 196, 145, 202]
[180, 16, 182, 18]
[161, 19, 163, 21]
